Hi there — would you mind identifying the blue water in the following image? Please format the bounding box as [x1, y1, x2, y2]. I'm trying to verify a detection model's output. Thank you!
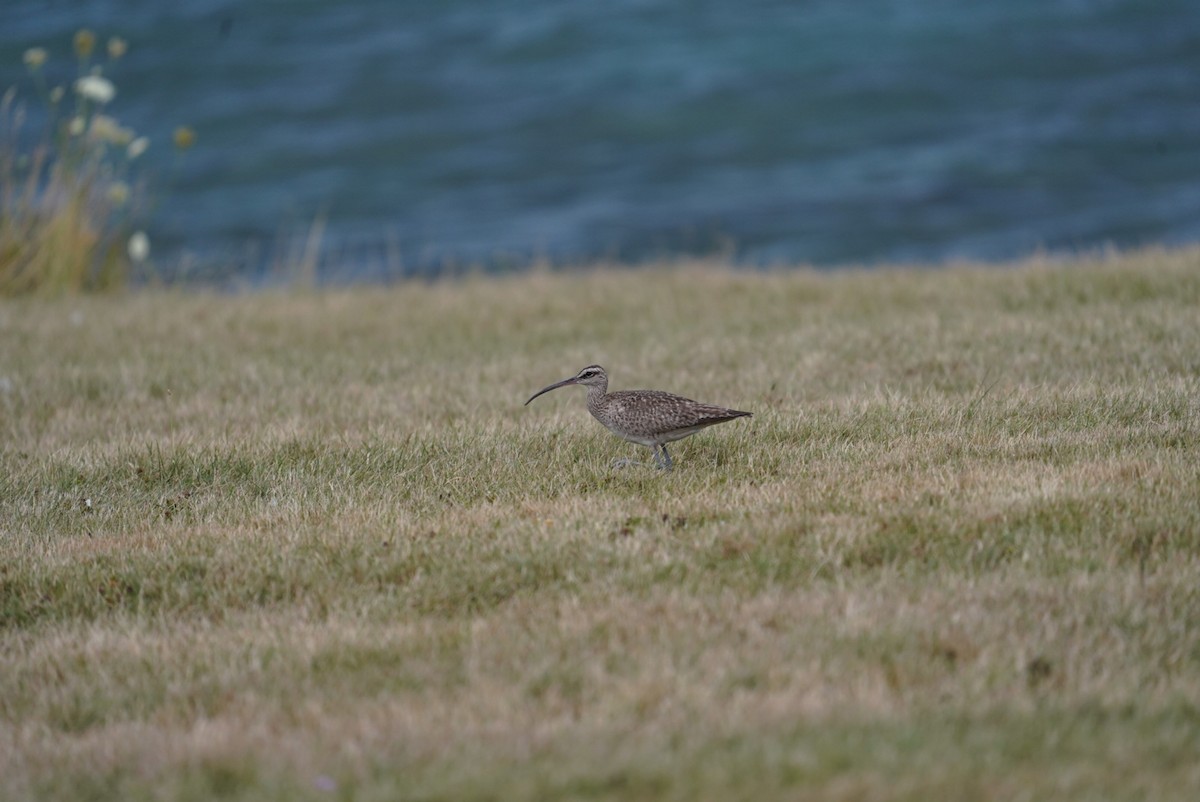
[4, 0, 1200, 277]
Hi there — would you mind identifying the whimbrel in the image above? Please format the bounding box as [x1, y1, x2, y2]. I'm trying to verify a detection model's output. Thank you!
[524, 365, 752, 470]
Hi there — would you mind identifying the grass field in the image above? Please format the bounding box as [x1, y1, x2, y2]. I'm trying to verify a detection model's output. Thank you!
[2, 248, 1199, 800]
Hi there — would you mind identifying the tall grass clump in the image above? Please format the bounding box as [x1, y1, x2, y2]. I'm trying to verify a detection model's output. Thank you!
[0, 30, 189, 296]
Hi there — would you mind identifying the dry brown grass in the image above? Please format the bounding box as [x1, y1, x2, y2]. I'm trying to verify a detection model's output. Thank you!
[2, 247, 1199, 800]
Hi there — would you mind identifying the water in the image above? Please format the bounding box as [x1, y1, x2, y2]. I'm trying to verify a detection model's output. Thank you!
[4, 0, 1200, 278]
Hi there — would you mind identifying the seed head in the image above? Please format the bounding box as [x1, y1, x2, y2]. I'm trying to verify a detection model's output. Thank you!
[173, 126, 196, 150]
[74, 29, 96, 59]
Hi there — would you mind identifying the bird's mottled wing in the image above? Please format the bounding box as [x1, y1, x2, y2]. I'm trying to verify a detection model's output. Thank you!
[607, 390, 751, 431]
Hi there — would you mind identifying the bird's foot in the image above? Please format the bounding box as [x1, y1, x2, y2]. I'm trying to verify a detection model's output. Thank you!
[611, 457, 646, 470]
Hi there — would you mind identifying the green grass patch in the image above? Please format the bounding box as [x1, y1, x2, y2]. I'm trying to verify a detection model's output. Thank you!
[2, 247, 1200, 799]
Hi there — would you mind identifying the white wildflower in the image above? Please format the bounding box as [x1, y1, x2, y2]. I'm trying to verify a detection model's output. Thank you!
[88, 114, 133, 145]
[127, 136, 149, 159]
[67, 116, 85, 136]
[74, 74, 116, 104]
[49, 86, 65, 104]
[128, 231, 150, 263]
[23, 47, 48, 69]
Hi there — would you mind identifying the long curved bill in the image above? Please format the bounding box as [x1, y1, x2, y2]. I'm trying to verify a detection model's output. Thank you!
[524, 376, 579, 405]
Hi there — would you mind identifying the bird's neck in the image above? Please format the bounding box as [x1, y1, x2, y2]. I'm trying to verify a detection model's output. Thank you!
[585, 382, 608, 411]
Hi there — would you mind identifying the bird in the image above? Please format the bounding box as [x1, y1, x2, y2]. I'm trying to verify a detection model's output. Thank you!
[524, 364, 752, 470]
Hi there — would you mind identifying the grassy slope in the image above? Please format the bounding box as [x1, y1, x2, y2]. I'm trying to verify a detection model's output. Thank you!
[1, 248, 1199, 800]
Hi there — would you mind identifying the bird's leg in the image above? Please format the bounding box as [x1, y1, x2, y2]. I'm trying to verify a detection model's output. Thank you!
[656, 444, 674, 472]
